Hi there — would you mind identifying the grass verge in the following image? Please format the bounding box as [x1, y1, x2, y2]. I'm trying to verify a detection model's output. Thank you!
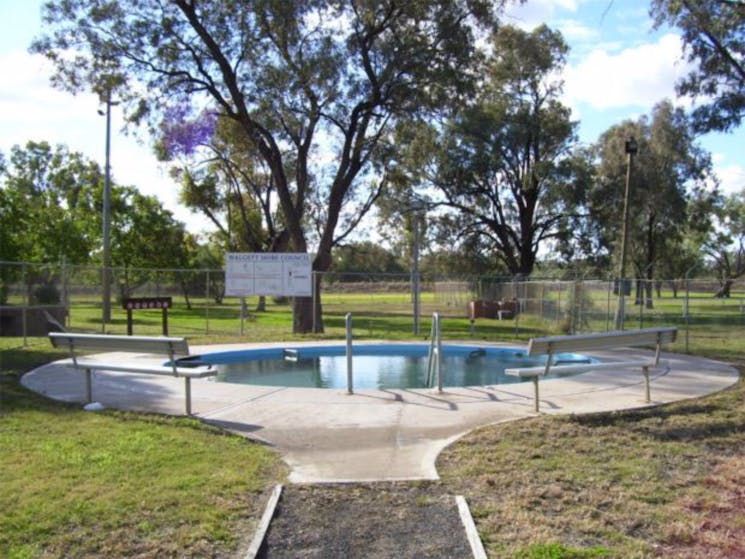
[438, 365, 745, 558]
[0, 344, 287, 558]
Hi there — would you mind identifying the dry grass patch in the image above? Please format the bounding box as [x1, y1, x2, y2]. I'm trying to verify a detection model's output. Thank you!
[438, 375, 745, 558]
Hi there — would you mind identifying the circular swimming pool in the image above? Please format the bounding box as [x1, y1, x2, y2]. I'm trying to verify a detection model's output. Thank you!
[184, 344, 595, 390]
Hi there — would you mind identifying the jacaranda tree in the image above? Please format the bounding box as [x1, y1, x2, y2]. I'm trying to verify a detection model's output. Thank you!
[32, 0, 505, 332]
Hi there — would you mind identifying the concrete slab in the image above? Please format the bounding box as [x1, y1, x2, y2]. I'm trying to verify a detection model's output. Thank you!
[22, 341, 739, 483]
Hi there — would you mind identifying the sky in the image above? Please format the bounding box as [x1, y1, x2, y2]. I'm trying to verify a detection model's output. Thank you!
[1, 0, 743, 238]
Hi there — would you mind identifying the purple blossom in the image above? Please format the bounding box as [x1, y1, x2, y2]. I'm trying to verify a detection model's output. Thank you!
[160, 104, 217, 158]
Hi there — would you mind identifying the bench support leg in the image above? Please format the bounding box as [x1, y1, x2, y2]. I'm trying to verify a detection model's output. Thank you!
[532, 377, 540, 413]
[185, 377, 192, 416]
[643, 365, 650, 403]
[85, 368, 93, 404]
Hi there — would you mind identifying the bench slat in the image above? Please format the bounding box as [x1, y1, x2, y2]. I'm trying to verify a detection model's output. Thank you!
[505, 359, 663, 378]
[70, 360, 216, 379]
[526, 327, 677, 356]
[50, 332, 190, 356]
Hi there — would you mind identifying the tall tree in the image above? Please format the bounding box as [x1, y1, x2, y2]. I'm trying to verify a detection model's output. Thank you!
[109, 185, 190, 298]
[417, 25, 586, 277]
[158, 108, 283, 255]
[1, 141, 101, 265]
[651, 0, 745, 132]
[32, 0, 502, 332]
[590, 100, 715, 306]
[703, 189, 745, 297]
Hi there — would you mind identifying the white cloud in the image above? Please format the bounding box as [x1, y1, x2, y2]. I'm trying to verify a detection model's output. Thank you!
[563, 33, 691, 110]
[0, 49, 213, 234]
[553, 18, 597, 41]
[504, 0, 580, 29]
[715, 163, 745, 196]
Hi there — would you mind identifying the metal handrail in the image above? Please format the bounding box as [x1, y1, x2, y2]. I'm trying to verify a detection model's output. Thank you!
[425, 313, 443, 392]
[345, 312, 353, 394]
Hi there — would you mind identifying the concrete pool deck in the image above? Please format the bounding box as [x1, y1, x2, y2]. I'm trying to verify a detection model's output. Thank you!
[22, 341, 739, 483]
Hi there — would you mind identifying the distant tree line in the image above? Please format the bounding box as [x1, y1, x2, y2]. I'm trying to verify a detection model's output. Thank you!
[5, 0, 741, 327]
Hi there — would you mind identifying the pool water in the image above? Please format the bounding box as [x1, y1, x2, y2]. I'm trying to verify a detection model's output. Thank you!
[187, 344, 594, 390]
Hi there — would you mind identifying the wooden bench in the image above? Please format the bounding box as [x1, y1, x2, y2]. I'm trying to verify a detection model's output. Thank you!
[505, 327, 678, 412]
[49, 332, 216, 415]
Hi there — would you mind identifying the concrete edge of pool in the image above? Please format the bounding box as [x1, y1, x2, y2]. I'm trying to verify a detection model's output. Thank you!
[22, 340, 741, 483]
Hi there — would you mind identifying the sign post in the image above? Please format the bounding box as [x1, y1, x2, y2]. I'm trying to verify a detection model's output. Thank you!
[122, 297, 172, 336]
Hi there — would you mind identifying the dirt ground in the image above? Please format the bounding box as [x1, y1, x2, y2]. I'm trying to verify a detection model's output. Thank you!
[257, 481, 475, 558]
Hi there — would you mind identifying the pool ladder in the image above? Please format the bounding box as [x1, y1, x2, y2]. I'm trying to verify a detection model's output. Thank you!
[425, 313, 443, 392]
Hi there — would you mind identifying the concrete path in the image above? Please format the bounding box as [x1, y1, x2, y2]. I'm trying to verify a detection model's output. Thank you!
[22, 342, 739, 483]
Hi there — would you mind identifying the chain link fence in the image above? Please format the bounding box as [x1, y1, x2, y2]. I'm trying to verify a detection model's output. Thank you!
[2, 261, 744, 352]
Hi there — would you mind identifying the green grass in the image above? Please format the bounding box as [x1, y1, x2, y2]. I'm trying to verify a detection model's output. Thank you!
[3, 289, 745, 557]
[0, 344, 287, 558]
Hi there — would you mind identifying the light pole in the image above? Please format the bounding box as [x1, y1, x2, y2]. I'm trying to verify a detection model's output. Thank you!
[99, 90, 117, 324]
[616, 136, 638, 330]
[411, 202, 422, 336]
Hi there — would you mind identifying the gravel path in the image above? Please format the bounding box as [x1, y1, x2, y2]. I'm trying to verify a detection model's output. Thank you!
[257, 482, 474, 558]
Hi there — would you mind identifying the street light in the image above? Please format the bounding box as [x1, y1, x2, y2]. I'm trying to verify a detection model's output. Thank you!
[410, 200, 425, 336]
[99, 90, 118, 325]
[615, 136, 638, 330]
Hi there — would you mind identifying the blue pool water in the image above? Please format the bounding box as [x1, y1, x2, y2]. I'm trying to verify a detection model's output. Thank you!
[185, 344, 595, 390]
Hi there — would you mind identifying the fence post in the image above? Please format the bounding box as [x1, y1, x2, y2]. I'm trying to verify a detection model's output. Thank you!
[513, 276, 520, 339]
[312, 271, 317, 334]
[205, 270, 210, 335]
[22, 262, 28, 346]
[684, 265, 697, 353]
[61, 256, 70, 328]
[639, 280, 644, 329]
[240, 297, 245, 336]
[606, 277, 613, 332]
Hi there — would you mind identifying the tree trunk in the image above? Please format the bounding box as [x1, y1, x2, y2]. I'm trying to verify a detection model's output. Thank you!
[669, 280, 679, 299]
[645, 280, 654, 309]
[715, 279, 733, 298]
[293, 296, 315, 333]
[635, 279, 643, 305]
[179, 278, 192, 310]
[255, 295, 266, 312]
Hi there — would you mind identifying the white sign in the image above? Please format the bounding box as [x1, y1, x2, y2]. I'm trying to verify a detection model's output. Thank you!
[225, 253, 312, 297]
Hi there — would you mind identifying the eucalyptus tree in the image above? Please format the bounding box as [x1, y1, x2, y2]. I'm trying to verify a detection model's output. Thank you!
[419, 25, 587, 277]
[590, 100, 715, 306]
[651, 0, 745, 132]
[703, 189, 745, 297]
[32, 0, 504, 332]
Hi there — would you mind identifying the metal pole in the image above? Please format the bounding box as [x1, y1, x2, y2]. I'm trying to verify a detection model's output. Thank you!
[205, 270, 210, 334]
[684, 264, 697, 353]
[616, 138, 637, 330]
[102, 91, 113, 324]
[312, 271, 318, 334]
[606, 276, 612, 332]
[412, 212, 420, 335]
[434, 313, 443, 393]
[240, 297, 245, 336]
[345, 313, 353, 394]
[639, 263, 653, 329]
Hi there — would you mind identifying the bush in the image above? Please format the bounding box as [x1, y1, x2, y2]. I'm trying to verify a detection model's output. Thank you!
[32, 283, 61, 305]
